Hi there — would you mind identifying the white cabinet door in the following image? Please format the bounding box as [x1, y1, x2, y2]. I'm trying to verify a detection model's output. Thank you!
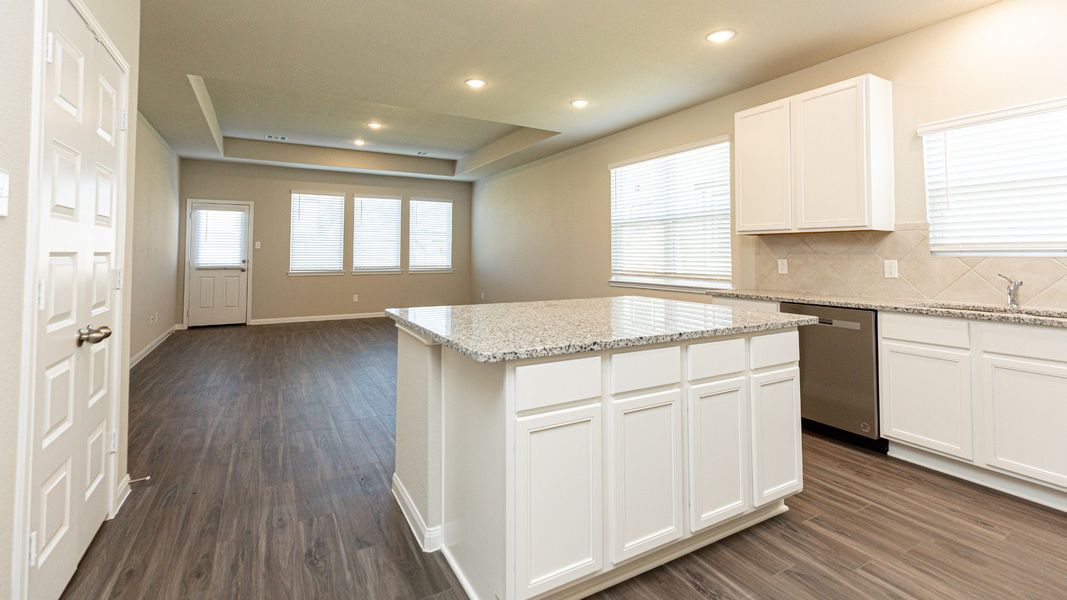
[515, 404, 603, 598]
[751, 367, 803, 506]
[688, 377, 750, 532]
[735, 99, 793, 233]
[982, 355, 1067, 489]
[792, 77, 868, 230]
[880, 340, 973, 460]
[608, 389, 684, 563]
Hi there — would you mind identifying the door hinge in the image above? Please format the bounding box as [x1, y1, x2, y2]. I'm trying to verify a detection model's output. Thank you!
[110, 431, 119, 453]
[45, 33, 54, 64]
[112, 268, 123, 290]
[119, 110, 128, 132]
[36, 279, 46, 311]
[28, 531, 38, 566]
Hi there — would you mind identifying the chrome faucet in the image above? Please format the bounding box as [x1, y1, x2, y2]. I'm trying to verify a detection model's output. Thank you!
[997, 274, 1023, 308]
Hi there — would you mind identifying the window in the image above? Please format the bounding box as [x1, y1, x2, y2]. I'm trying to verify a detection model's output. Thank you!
[289, 192, 345, 273]
[610, 140, 732, 289]
[409, 198, 453, 271]
[192, 207, 247, 268]
[920, 98, 1067, 256]
[353, 196, 402, 272]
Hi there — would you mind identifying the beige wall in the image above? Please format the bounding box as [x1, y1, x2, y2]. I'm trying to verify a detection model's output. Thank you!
[472, 0, 1067, 307]
[0, 0, 140, 594]
[131, 115, 180, 357]
[179, 160, 473, 320]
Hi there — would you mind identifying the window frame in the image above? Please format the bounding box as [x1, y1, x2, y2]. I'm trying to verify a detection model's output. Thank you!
[407, 197, 454, 273]
[918, 96, 1067, 257]
[288, 190, 347, 276]
[608, 136, 734, 292]
[352, 194, 403, 274]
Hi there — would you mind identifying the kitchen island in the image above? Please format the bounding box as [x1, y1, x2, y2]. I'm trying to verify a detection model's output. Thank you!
[386, 296, 817, 600]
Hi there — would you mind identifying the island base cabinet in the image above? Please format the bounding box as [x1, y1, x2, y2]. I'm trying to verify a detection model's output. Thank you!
[608, 389, 684, 564]
[880, 340, 973, 460]
[514, 404, 604, 599]
[751, 367, 803, 507]
[983, 356, 1067, 489]
[688, 377, 750, 532]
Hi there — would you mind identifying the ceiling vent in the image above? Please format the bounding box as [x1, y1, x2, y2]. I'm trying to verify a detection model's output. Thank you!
[265, 134, 288, 141]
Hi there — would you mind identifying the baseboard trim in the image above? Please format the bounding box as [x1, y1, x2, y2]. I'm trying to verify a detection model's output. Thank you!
[111, 473, 131, 519]
[129, 325, 177, 368]
[443, 500, 789, 600]
[392, 474, 442, 552]
[248, 311, 386, 325]
[888, 442, 1067, 513]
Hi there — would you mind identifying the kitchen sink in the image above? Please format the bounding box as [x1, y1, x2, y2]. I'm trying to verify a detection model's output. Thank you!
[915, 301, 1067, 319]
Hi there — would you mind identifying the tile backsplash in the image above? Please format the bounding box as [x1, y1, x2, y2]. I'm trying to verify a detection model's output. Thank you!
[754, 226, 1067, 309]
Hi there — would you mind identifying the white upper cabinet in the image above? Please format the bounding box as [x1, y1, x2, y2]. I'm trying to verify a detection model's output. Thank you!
[735, 74, 895, 234]
[735, 99, 793, 232]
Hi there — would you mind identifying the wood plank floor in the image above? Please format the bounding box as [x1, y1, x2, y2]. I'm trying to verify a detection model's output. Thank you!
[62, 318, 1067, 600]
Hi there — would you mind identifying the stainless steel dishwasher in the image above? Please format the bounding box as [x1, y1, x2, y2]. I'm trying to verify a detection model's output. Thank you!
[779, 302, 884, 450]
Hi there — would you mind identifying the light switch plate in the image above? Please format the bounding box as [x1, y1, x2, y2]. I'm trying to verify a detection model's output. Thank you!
[0, 169, 9, 217]
[777, 259, 788, 275]
[254, 241, 261, 249]
[884, 259, 899, 279]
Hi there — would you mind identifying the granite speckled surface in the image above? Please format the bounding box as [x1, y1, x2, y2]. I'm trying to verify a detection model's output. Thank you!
[707, 289, 1067, 328]
[386, 296, 817, 363]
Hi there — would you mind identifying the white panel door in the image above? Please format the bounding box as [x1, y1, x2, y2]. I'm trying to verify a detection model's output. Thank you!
[792, 77, 869, 230]
[608, 389, 683, 563]
[31, 1, 125, 597]
[982, 355, 1067, 489]
[187, 202, 250, 326]
[751, 367, 803, 506]
[880, 340, 973, 460]
[515, 404, 603, 599]
[688, 377, 750, 532]
[735, 99, 793, 233]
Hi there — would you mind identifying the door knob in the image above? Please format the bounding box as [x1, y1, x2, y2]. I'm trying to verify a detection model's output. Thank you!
[76, 325, 112, 347]
[240, 258, 248, 272]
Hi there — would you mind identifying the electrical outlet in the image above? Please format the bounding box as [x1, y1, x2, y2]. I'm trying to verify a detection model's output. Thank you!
[480, 292, 485, 300]
[352, 294, 359, 303]
[777, 259, 788, 275]
[254, 241, 261, 250]
[884, 259, 899, 279]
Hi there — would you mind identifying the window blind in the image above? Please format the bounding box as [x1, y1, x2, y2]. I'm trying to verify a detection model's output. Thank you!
[289, 192, 345, 273]
[920, 99, 1067, 256]
[192, 207, 247, 268]
[610, 141, 732, 288]
[409, 199, 453, 271]
[353, 196, 402, 272]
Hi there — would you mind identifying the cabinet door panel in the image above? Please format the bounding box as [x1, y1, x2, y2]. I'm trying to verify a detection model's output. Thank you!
[751, 367, 803, 506]
[515, 404, 603, 598]
[735, 99, 792, 233]
[983, 356, 1067, 489]
[689, 377, 750, 532]
[609, 389, 683, 563]
[793, 78, 868, 229]
[880, 340, 973, 460]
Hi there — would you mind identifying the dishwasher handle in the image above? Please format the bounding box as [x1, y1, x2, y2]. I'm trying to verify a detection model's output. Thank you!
[814, 317, 862, 330]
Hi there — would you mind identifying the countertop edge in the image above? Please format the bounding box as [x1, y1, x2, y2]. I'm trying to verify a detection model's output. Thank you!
[707, 290, 1067, 329]
[386, 310, 817, 363]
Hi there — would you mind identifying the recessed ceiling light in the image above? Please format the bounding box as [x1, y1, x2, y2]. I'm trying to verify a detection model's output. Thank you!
[706, 29, 736, 43]
[465, 78, 488, 89]
[354, 139, 366, 146]
[367, 121, 383, 130]
[570, 99, 590, 109]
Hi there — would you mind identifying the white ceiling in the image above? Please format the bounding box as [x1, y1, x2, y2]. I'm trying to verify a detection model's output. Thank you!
[138, 0, 999, 179]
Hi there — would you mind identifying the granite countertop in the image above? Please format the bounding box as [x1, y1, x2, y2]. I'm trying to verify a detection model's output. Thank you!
[385, 296, 817, 363]
[706, 289, 1067, 328]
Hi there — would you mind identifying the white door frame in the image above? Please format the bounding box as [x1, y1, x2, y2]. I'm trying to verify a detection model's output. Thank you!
[182, 198, 255, 327]
[14, 0, 131, 597]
